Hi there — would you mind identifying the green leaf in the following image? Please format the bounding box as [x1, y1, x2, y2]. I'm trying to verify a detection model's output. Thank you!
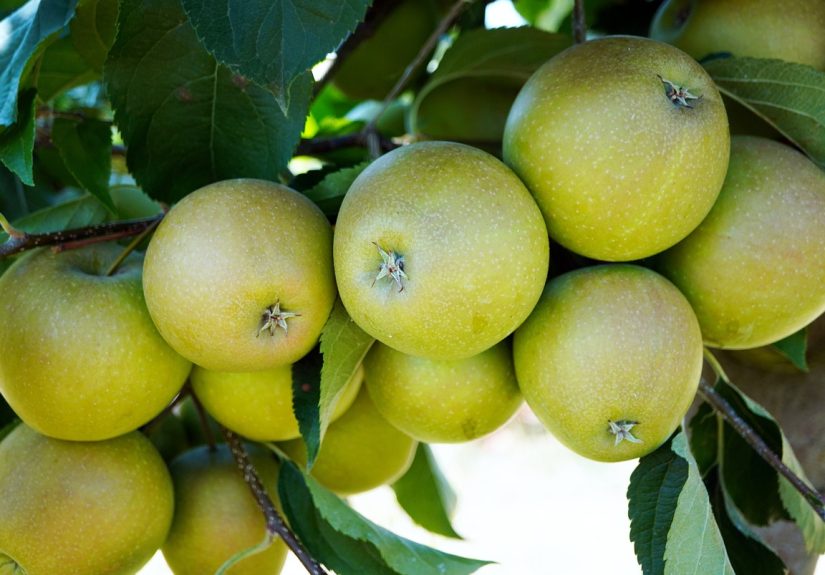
[105, 0, 312, 203]
[687, 402, 718, 477]
[704, 57, 825, 168]
[771, 328, 808, 372]
[36, 36, 97, 101]
[392, 444, 461, 539]
[664, 432, 735, 575]
[291, 349, 323, 469]
[0, 89, 36, 185]
[180, 0, 370, 112]
[627, 434, 689, 575]
[278, 461, 491, 575]
[0, 0, 78, 127]
[411, 27, 571, 144]
[215, 533, 274, 575]
[714, 378, 825, 553]
[303, 161, 369, 217]
[70, 0, 117, 72]
[51, 117, 113, 210]
[318, 299, 373, 442]
[0, 193, 108, 244]
[108, 184, 163, 219]
[513, 0, 573, 32]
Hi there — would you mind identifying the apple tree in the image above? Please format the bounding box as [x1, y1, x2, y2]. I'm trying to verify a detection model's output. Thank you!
[1, 0, 825, 574]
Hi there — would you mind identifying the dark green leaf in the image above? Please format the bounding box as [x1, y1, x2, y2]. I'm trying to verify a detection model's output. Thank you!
[51, 117, 113, 210]
[303, 161, 369, 218]
[411, 27, 571, 144]
[0, 417, 19, 443]
[627, 433, 689, 575]
[392, 444, 460, 539]
[0, 193, 108, 244]
[0, 0, 78, 127]
[180, 0, 370, 111]
[0, 89, 36, 184]
[108, 184, 163, 219]
[513, 0, 573, 31]
[704, 58, 825, 168]
[105, 0, 311, 203]
[278, 461, 491, 575]
[688, 401, 718, 477]
[36, 36, 97, 101]
[663, 432, 735, 575]
[291, 349, 323, 469]
[771, 328, 808, 373]
[70, 0, 118, 72]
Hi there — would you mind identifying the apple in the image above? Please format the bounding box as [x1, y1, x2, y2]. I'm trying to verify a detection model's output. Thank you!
[333, 0, 438, 100]
[162, 444, 287, 575]
[0, 244, 191, 441]
[650, 0, 825, 70]
[513, 265, 703, 462]
[333, 141, 549, 360]
[0, 424, 174, 575]
[143, 179, 337, 371]
[191, 364, 363, 441]
[279, 386, 417, 495]
[503, 36, 729, 261]
[659, 137, 825, 349]
[363, 341, 522, 443]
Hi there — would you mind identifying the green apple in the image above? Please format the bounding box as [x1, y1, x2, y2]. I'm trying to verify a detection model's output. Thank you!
[143, 179, 336, 371]
[333, 141, 549, 360]
[191, 364, 363, 441]
[0, 424, 174, 575]
[0, 244, 191, 441]
[503, 36, 729, 261]
[279, 387, 417, 495]
[363, 341, 522, 443]
[514, 265, 703, 462]
[659, 137, 825, 349]
[651, 0, 825, 70]
[333, 0, 438, 100]
[163, 444, 287, 575]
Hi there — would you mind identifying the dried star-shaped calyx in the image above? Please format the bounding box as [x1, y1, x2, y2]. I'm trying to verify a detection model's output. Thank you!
[608, 419, 642, 446]
[372, 242, 407, 292]
[658, 75, 701, 108]
[258, 300, 300, 336]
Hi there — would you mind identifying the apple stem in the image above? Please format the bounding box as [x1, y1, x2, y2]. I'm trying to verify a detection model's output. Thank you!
[223, 428, 329, 575]
[0, 212, 25, 239]
[104, 217, 161, 276]
[698, 377, 825, 522]
[572, 0, 586, 44]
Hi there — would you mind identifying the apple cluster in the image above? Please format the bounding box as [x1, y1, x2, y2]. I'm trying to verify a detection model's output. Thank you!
[1, 26, 825, 575]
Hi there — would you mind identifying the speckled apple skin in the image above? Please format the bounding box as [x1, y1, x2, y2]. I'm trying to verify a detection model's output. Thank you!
[333, 141, 549, 361]
[660, 137, 825, 349]
[0, 244, 191, 441]
[514, 265, 703, 462]
[143, 179, 336, 371]
[0, 425, 174, 575]
[503, 36, 729, 262]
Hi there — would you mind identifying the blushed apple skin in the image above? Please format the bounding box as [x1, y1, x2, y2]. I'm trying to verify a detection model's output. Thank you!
[163, 445, 287, 575]
[503, 36, 729, 262]
[659, 137, 825, 349]
[364, 341, 522, 443]
[333, 141, 549, 361]
[143, 179, 336, 372]
[0, 244, 191, 441]
[0, 425, 174, 575]
[651, 0, 825, 70]
[513, 265, 703, 462]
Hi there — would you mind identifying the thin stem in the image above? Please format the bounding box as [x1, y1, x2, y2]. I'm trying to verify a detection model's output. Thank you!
[189, 386, 217, 452]
[572, 0, 586, 44]
[222, 428, 328, 575]
[296, 132, 399, 156]
[105, 217, 161, 276]
[0, 215, 163, 259]
[363, 0, 474, 137]
[0, 213, 24, 238]
[698, 378, 825, 521]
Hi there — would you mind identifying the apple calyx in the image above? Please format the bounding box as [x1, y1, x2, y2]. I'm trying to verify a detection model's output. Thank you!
[372, 242, 407, 292]
[657, 75, 700, 108]
[608, 419, 642, 446]
[258, 300, 300, 336]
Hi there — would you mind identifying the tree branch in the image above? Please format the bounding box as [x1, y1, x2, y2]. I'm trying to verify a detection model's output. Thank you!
[222, 429, 328, 575]
[296, 132, 399, 156]
[572, 0, 586, 44]
[0, 215, 163, 259]
[698, 378, 825, 522]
